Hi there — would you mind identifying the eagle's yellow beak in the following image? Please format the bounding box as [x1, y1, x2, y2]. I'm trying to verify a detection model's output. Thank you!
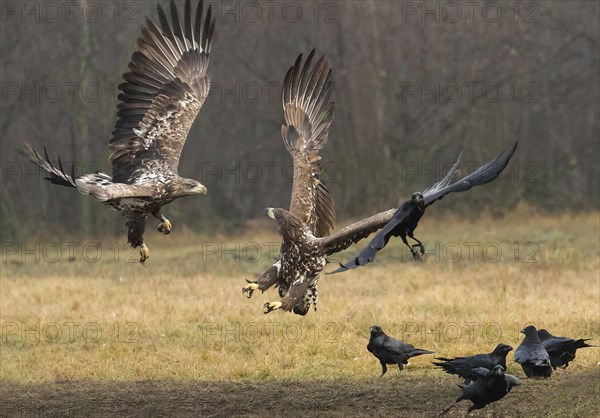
[191, 184, 208, 195]
[265, 208, 275, 219]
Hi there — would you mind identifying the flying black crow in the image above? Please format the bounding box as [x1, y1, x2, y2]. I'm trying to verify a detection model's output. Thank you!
[514, 325, 552, 378]
[433, 343, 513, 383]
[331, 141, 518, 273]
[440, 365, 520, 415]
[367, 325, 433, 376]
[537, 329, 595, 369]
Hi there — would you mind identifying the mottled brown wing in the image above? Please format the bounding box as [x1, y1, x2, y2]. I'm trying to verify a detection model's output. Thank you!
[315, 208, 397, 256]
[109, 0, 215, 183]
[281, 50, 335, 237]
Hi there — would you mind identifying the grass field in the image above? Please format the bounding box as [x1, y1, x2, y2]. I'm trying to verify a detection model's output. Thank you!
[1, 211, 599, 416]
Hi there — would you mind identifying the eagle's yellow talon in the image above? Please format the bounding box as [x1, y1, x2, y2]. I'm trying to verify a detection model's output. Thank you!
[263, 301, 282, 314]
[158, 219, 172, 235]
[139, 244, 150, 263]
[243, 282, 259, 298]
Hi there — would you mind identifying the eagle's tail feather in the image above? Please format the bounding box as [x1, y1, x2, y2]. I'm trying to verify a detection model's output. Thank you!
[17, 144, 77, 188]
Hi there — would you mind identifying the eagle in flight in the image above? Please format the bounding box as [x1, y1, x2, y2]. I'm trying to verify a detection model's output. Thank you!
[242, 51, 517, 315]
[19, 0, 215, 263]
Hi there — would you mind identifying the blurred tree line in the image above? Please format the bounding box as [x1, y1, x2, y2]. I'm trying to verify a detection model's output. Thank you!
[1, 1, 598, 241]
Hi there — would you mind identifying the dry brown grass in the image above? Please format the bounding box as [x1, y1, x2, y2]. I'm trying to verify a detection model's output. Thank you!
[1, 211, 599, 415]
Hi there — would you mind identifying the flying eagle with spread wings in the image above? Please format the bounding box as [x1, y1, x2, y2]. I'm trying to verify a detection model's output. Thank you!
[18, 0, 215, 263]
[242, 52, 518, 315]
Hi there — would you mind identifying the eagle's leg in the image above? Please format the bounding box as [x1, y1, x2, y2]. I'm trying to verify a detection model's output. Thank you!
[244, 263, 280, 299]
[242, 281, 259, 298]
[152, 210, 172, 235]
[263, 301, 282, 314]
[401, 234, 421, 260]
[139, 243, 150, 263]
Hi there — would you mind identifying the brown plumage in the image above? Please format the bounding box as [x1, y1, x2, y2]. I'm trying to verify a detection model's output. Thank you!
[243, 52, 398, 315]
[18, 0, 215, 263]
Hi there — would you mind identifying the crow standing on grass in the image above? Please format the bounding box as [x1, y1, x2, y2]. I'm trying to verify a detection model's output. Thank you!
[537, 328, 595, 369]
[440, 365, 520, 416]
[514, 325, 553, 378]
[367, 325, 433, 376]
[433, 343, 513, 384]
[332, 142, 518, 272]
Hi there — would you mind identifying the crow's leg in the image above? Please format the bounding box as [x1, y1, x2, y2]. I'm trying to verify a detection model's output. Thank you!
[401, 234, 421, 260]
[408, 232, 425, 257]
[379, 361, 388, 377]
[440, 395, 462, 416]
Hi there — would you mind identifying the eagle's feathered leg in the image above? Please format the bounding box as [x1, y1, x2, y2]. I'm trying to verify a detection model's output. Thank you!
[263, 301, 282, 314]
[152, 210, 172, 235]
[125, 214, 149, 263]
[268, 276, 311, 315]
[139, 243, 150, 263]
[243, 262, 280, 298]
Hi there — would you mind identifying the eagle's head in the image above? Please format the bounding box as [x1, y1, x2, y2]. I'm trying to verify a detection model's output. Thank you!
[265, 208, 305, 241]
[411, 192, 425, 210]
[178, 178, 208, 196]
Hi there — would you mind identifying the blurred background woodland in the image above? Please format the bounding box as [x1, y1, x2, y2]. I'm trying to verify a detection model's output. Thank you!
[1, 0, 598, 241]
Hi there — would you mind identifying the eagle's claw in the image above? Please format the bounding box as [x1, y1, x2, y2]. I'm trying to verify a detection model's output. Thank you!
[158, 219, 172, 235]
[139, 244, 150, 264]
[243, 281, 259, 298]
[263, 301, 282, 314]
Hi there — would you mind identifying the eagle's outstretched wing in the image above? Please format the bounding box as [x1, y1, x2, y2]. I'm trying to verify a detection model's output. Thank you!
[331, 142, 518, 272]
[282, 50, 336, 237]
[314, 209, 397, 256]
[109, 0, 216, 183]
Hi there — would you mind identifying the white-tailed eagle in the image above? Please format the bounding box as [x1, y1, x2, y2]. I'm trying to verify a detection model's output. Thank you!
[19, 0, 215, 263]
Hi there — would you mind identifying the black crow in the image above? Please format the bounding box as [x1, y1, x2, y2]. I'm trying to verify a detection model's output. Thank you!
[433, 343, 513, 383]
[538, 328, 595, 369]
[331, 141, 518, 273]
[440, 365, 520, 415]
[367, 325, 433, 376]
[514, 325, 553, 378]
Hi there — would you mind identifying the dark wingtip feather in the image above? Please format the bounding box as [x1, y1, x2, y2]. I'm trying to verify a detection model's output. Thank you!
[170, 0, 187, 49]
[184, 0, 192, 45]
[194, 0, 204, 46]
[202, 4, 215, 53]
